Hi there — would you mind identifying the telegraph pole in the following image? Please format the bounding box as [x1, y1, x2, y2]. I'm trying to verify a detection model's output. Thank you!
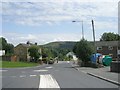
[92, 20, 97, 63]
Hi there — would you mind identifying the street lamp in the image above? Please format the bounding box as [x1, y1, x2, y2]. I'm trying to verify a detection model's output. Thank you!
[72, 20, 84, 39]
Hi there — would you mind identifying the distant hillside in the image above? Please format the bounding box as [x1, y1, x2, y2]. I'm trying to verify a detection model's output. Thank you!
[42, 41, 77, 51]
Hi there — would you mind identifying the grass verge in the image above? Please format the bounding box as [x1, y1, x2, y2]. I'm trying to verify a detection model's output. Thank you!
[0, 61, 39, 68]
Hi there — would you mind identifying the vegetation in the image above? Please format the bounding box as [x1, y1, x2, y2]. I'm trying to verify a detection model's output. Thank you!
[28, 45, 41, 62]
[41, 42, 72, 61]
[73, 39, 94, 66]
[100, 32, 120, 41]
[42, 41, 76, 51]
[1, 61, 39, 68]
[0, 37, 14, 55]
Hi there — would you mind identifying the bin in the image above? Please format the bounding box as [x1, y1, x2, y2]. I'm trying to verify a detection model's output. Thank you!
[91, 53, 102, 64]
[102, 56, 112, 66]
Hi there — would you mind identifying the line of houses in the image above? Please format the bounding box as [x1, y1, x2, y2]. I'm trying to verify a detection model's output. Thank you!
[1, 41, 120, 62]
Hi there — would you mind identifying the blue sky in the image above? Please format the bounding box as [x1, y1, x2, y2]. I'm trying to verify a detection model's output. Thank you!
[1, 0, 119, 46]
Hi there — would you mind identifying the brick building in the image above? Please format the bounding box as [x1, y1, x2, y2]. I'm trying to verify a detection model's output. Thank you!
[95, 41, 119, 60]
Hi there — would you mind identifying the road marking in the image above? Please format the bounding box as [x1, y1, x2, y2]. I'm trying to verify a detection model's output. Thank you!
[30, 75, 37, 77]
[45, 66, 53, 69]
[39, 74, 60, 88]
[0, 70, 8, 72]
[34, 70, 48, 72]
[19, 75, 26, 78]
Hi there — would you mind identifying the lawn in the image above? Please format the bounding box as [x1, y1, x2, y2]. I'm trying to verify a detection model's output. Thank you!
[0, 61, 40, 68]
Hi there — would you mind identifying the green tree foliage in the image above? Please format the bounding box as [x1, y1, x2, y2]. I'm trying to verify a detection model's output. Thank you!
[28, 45, 40, 62]
[100, 32, 120, 41]
[73, 39, 94, 63]
[41, 46, 70, 61]
[0, 37, 14, 55]
[5, 44, 14, 55]
[0, 37, 7, 50]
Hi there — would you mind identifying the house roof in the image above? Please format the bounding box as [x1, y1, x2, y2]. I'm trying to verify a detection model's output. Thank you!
[95, 41, 118, 46]
[16, 43, 31, 48]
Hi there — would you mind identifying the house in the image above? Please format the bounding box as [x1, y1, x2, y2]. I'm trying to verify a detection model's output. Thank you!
[14, 43, 42, 62]
[95, 41, 119, 60]
[66, 52, 78, 60]
[14, 43, 31, 62]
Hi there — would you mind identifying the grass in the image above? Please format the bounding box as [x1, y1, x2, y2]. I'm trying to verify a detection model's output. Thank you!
[0, 61, 40, 68]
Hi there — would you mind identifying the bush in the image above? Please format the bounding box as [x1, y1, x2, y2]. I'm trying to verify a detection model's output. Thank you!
[73, 39, 94, 66]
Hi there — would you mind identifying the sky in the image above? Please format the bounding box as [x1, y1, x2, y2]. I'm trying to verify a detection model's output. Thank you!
[0, 0, 119, 46]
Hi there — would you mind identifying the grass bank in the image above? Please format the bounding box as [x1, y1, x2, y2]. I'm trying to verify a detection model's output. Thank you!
[0, 61, 40, 68]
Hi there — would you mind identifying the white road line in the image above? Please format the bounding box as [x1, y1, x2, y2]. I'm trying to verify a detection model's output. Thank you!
[19, 75, 26, 78]
[34, 70, 48, 72]
[0, 70, 8, 72]
[45, 66, 53, 69]
[39, 74, 60, 88]
[30, 75, 37, 77]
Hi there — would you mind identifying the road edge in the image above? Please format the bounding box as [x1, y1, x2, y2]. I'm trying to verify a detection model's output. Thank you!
[74, 66, 120, 86]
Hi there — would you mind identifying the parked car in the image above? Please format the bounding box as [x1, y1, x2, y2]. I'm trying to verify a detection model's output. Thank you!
[48, 59, 54, 64]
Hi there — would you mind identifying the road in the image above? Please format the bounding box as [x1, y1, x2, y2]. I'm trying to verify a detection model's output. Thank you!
[1, 61, 119, 89]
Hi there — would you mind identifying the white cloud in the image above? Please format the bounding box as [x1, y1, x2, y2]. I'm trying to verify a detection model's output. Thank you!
[95, 21, 118, 31]
[2, 0, 119, 2]
[2, 32, 82, 46]
[2, 1, 118, 26]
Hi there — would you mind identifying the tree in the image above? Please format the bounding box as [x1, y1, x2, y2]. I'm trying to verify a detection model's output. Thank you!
[28, 45, 40, 62]
[73, 39, 94, 65]
[5, 44, 14, 55]
[0, 37, 7, 50]
[0, 37, 14, 55]
[100, 32, 120, 41]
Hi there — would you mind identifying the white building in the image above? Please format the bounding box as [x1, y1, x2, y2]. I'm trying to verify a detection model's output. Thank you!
[0, 50, 5, 56]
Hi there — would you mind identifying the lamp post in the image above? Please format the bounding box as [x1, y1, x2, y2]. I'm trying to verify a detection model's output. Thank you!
[72, 20, 84, 39]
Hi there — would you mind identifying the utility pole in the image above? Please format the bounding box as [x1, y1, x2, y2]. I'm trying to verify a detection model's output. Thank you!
[92, 20, 97, 63]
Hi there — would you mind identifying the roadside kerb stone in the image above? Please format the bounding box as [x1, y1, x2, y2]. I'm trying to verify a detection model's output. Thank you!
[87, 72, 120, 86]
[74, 66, 120, 86]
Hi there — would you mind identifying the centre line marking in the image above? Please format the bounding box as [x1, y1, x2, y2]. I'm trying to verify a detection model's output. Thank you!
[30, 75, 37, 77]
[19, 75, 26, 78]
[34, 70, 48, 72]
[39, 74, 60, 88]
[45, 66, 53, 69]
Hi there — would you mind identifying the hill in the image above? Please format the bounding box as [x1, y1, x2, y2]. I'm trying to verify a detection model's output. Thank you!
[42, 41, 77, 51]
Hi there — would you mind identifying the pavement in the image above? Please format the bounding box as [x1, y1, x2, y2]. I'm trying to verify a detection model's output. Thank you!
[70, 61, 120, 86]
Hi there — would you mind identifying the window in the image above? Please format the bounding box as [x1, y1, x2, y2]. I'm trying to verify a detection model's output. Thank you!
[97, 47, 102, 50]
[108, 46, 113, 50]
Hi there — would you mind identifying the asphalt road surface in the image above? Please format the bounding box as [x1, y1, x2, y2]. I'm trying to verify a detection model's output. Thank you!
[1, 61, 119, 89]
